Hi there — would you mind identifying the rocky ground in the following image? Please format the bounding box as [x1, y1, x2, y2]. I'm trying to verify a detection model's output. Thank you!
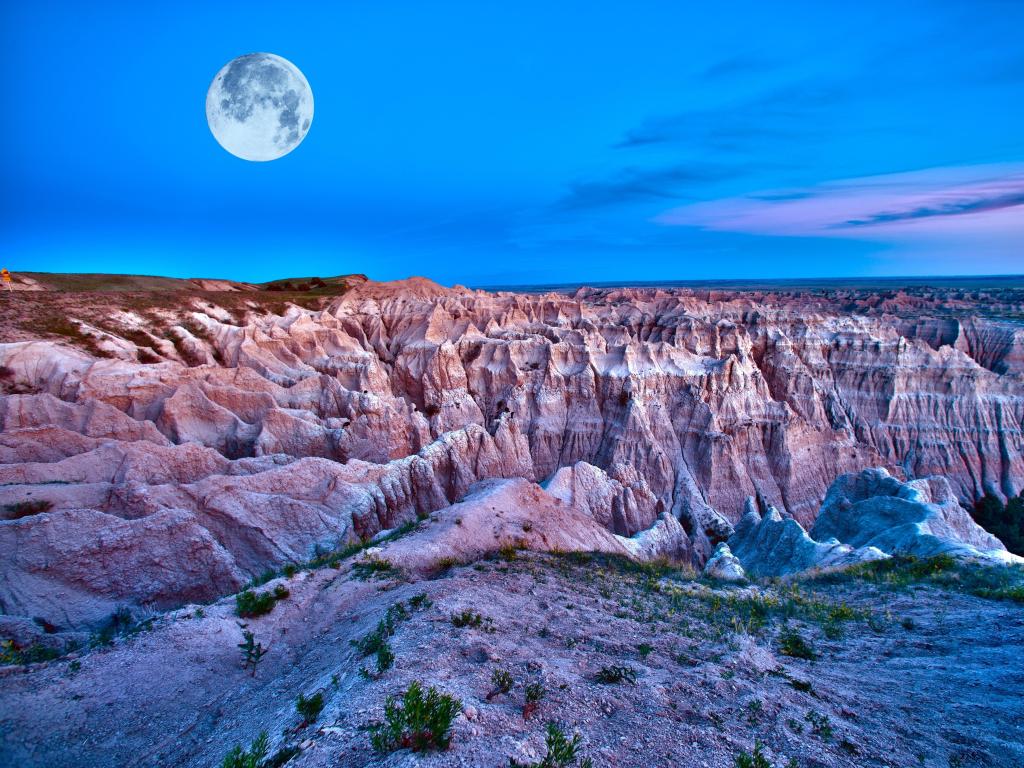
[1, 542, 1022, 768]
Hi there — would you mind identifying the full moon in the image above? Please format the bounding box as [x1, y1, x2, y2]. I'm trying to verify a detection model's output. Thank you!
[206, 53, 313, 162]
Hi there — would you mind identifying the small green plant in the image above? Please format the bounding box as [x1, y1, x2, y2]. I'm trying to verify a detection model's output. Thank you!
[248, 570, 278, 589]
[296, 691, 325, 725]
[89, 605, 151, 648]
[235, 590, 278, 618]
[595, 665, 638, 684]
[353, 556, 398, 580]
[352, 600, 426, 677]
[745, 698, 763, 724]
[221, 730, 269, 768]
[523, 681, 546, 719]
[238, 629, 269, 677]
[369, 681, 461, 753]
[409, 592, 432, 609]
[777, 626, 816, 660]
[805, 710, 833, 739]
[636, 642, 653, 659]
[735, 741, 771, 768]
[499, 542, 525, 561]
[434, 555, 463, 573]
[451, 610, 492, 630]
[282, 563, 298, 578]
[789, 678, 813, 693]
[265, 745, 300, 768]
[375, 643, 395, 673]
[509, 722, 591, 767]
[489, 668, 515, 698]
[1, 638, 62, 665]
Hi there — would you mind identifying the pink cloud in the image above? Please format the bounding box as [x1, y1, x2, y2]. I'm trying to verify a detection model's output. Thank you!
[656, 163, 1024, 241]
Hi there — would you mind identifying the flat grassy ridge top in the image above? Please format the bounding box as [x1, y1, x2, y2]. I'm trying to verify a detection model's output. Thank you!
[13, 271, 367, 293]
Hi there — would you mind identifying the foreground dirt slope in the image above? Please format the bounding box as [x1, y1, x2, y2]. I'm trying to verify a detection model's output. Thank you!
[1, 547, 1022, 768]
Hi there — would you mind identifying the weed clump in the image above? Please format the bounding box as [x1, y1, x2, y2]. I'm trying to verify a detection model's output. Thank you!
[238, 629, 269, 677]
[509, 722, 592, 767]
[352, 556, 399, 580]
[369, 681, 461, 753]
[1, 638, 63, 665]
[488, 668, 515, 699]
[595, 665, 638, 685]
[777, 626, 816, 660]
[523, 681, 546, 719]
[221, 730, 269, 768]
[352, 599, 427, 677]
[805, 709, 834, 739]
[451, 611, 493, 631]
[734, 741, 771, 768]
[235, 586, 288, 618]
[296, 691, 324, 725]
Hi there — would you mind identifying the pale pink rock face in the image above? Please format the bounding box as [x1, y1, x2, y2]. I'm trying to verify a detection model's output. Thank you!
[0, 277, 1021, 628]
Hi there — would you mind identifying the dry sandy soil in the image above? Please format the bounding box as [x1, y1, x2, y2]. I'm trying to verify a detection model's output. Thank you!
[2, 543, 1022, 768]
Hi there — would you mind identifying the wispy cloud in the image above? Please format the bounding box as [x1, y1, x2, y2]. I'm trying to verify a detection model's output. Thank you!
[657, 164, 1024, 239]
[614, 82, 843, 150]
[701, 55, 780, 80]
[842, 189, 1024, 227]
[555, 164, 741, 210]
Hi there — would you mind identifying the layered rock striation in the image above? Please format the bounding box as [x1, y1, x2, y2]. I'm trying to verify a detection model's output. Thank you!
[1, 278, 1022, 628]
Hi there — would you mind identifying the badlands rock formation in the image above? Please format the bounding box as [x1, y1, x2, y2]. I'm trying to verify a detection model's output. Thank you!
[724, 469, 1019, 578]
[0, 277, 1022, 630]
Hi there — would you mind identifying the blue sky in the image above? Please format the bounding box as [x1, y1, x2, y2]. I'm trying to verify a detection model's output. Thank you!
[2, 0, 1022, 285]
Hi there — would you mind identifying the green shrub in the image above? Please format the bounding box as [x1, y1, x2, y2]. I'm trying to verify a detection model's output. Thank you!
[409, 593, 432, 609]
[221, 730, 269, 768]
[1, 638, 62, 665]
[238, 630, 268, 677]
[523, 681, 546, 719]
[369, 681, 461, 753]
[491, 668, 514, 695]
[375, 643, 395, 673]
[636, 642, 653, 659]
[248, 570, 278, 589]
[974, 584, 1024, 603]
[510, 722, 591, 767]
[89, 605, 152, 648]
[805, 710, 833, 739]
[352, 556, 399, 580]
[777, 626, 816, 660]
[595, 665, 638, 684]
[451, 611, 490, 629]
[296, 691, 324, 724]
[735, 741, 771, 768]
[235, 590, 278, 618]
[352, 600, 424, 676]
[265, 745, 300, 768]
